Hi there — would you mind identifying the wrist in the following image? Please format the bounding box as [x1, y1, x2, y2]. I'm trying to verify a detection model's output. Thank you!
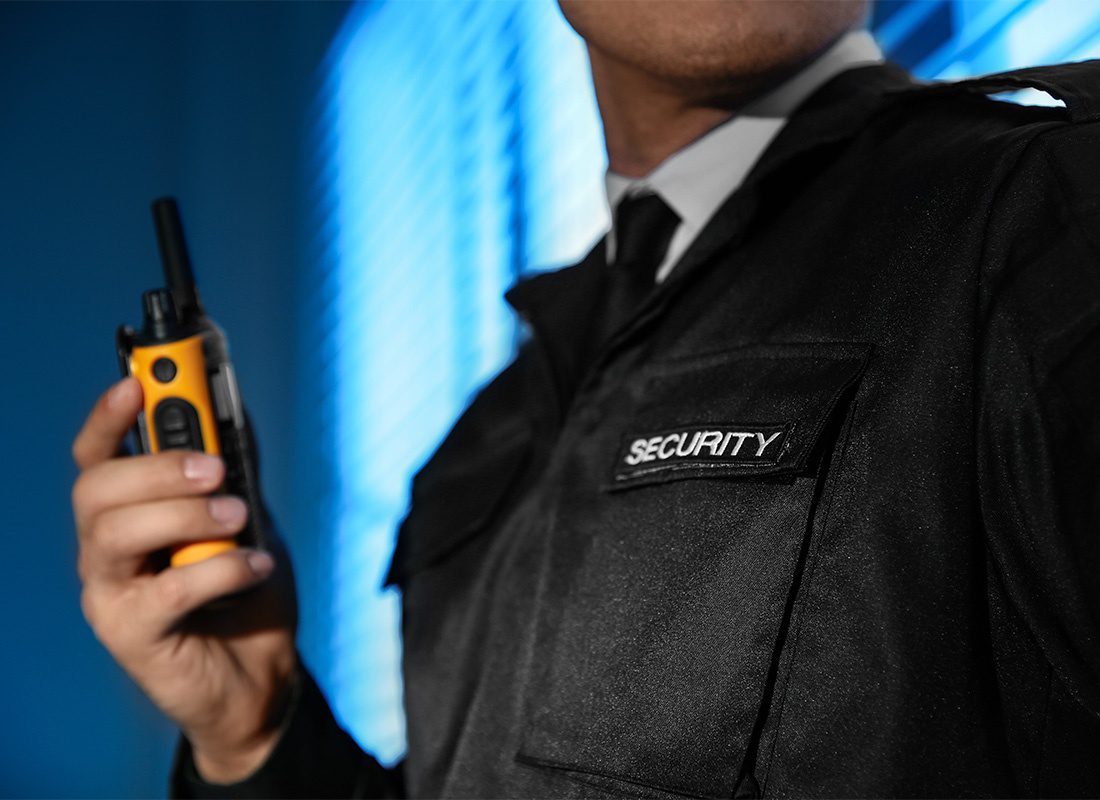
[189, 666, 302, 785]
[192, 729, 283, 784]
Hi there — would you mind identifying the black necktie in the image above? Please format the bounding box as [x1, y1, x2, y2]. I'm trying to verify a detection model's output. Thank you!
[594, 192, 680, 349]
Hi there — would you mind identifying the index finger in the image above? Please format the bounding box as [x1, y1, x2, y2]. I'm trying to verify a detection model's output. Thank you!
[72, 378, 143, 470]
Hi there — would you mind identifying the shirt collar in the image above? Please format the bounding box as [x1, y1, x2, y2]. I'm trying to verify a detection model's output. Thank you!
[605, 29, 884, 266]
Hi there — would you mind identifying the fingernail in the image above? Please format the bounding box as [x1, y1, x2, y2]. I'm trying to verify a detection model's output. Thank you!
[107, 379, 134, 410]
[183, 454, 222, 482]
[246, 550, 275, 577]
[208, 496, 248, 526]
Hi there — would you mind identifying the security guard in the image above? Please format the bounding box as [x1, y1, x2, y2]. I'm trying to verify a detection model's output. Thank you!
[72, 3, 1100, 798]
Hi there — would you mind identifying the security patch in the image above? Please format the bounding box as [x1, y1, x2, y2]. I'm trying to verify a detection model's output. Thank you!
[613, 423, 792, 482]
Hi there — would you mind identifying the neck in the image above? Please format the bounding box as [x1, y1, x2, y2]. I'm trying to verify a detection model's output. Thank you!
[590, 49, 770, 178]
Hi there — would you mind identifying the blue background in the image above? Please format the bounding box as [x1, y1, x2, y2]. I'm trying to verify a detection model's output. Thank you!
[1, 1, 1097, 796]
[0, 3, 347, 795]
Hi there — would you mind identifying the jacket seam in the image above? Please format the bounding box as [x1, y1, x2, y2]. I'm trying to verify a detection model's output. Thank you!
[976, 126, 1100, 722]
[1035, 663, 1055, 794]
[514, 752, 711, 799]
[972, 127, 1055, 593]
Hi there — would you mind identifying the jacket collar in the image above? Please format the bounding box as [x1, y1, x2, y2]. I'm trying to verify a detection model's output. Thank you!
[507, 62, 917, 391]
[750, 61, 914, 179]
[506, 241, 607, 414]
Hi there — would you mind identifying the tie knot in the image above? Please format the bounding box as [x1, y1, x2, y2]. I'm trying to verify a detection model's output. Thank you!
[613, 192, 680, 281]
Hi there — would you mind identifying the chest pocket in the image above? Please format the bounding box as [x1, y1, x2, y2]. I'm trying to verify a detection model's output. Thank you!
[516, 342, 871, 799]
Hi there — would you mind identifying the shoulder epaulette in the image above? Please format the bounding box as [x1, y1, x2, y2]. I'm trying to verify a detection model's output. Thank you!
[898, 59, 1100, 124]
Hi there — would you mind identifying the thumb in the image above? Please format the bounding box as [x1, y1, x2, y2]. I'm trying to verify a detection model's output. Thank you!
[72, 378, 144, 469]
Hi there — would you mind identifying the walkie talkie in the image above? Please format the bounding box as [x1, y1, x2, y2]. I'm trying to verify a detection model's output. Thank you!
[116, 198, 265, 567]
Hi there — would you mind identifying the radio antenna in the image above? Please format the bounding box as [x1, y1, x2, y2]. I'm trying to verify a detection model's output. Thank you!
[152, 197, 204, 322]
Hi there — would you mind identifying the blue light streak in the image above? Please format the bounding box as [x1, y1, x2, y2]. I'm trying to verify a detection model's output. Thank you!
[316, 0, 602, 763]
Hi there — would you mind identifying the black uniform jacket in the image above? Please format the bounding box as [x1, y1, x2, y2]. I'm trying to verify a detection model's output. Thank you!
[174, 60, 1100, 798]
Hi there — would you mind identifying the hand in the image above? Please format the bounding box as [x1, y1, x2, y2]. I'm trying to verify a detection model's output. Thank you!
[72, 377, 298, 782]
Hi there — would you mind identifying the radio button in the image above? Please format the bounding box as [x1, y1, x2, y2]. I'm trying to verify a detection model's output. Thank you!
[152, 357, 178, 383]
[153, 398, 205, 452]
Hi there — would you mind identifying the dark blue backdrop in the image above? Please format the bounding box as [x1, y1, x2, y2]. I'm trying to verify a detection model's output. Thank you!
[0, 3, 347, 795]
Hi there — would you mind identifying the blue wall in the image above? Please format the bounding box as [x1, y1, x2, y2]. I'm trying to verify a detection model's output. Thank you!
[0, 3, 347, 795]
[872, 0, 1100, 76]
[309, 0, 606, 764]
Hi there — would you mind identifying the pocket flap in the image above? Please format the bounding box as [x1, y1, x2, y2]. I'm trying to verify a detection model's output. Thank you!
[608, 341, 872, 490]
[384, 427, 530, 587]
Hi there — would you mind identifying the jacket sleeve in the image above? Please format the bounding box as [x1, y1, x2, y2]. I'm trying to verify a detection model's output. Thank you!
[977, 125, 1100, 718]
[170, 665, 404, 799]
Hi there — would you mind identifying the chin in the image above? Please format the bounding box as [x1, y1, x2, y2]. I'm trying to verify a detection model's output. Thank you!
[559, 0, 866, 88]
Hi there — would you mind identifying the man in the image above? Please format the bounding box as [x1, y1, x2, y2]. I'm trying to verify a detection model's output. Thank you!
[71, 1, 1100, 796]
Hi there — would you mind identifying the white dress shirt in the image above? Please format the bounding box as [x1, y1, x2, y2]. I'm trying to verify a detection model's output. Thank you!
[605, 29, 884, 283]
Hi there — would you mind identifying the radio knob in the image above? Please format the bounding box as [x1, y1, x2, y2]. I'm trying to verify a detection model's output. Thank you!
[152, 357, 178, 383]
